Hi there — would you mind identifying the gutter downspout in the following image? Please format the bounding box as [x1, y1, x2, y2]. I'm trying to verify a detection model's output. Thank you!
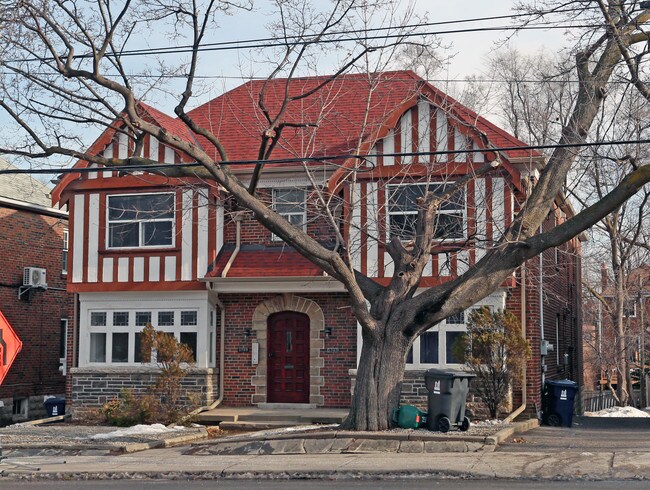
[505, 264, 527, 423]
[72, 293, 79, 369]
[539, 240, 545, 384]
[179, 285, 226, 423]
[180, 213, 244, 424]
[221, 212, 243, 278]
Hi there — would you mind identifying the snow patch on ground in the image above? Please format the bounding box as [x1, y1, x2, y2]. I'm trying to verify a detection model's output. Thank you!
[88, 424, 185, 440]
[473, 419, 505, 426]
[584, 406, 650, 418]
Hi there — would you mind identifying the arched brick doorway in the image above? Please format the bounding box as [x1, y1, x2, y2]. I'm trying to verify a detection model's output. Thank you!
[267, 311, 310, 403]
[250, 294, 325, 406]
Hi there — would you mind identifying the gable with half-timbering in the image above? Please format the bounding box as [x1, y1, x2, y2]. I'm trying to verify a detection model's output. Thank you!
[344, 99, 522, 287]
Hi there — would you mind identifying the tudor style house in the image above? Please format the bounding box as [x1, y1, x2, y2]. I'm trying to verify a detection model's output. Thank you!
[52, 71, 583, 419]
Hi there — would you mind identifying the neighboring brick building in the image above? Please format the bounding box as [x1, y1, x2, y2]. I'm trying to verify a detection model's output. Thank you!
[582, 263, 649, 397]
[51, 71, 583, 420]
[0, 159, 71, 424]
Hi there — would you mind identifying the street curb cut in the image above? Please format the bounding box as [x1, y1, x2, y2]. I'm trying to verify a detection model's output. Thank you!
[485, 419, 539, 445]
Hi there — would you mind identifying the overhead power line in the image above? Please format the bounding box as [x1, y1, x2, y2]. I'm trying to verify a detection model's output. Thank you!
[2, 4, 607, 64]
[7, 23, 600, 65]
[106, 5, 600, 58]
[2, 137, 649, 175]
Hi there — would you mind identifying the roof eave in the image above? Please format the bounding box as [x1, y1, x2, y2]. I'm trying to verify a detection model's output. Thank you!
[0, 195, 68, 218]
[200, 275, 345, 293]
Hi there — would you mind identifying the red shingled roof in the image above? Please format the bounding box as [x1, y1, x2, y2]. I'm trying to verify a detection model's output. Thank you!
[136, 101, 198, 147]
[52, 71, 538, 205]
[207, 245, 324, 278]
[185, 70, 539, 164]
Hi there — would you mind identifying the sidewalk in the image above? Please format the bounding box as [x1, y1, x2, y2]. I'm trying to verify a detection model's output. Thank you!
[4, 444, 650, 481]
[2, 419, 650, 481]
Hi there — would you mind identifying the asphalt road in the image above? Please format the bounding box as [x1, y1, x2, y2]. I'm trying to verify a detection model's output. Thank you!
[498, 416, 650, 452]
[2, 479, 649, 489]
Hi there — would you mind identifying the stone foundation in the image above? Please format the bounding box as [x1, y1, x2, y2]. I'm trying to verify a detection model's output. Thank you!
[70, 367, 219, 419]
[0, 394, 63, 426]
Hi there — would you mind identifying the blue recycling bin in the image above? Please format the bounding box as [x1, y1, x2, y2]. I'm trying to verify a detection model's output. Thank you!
[44, 397, 66, 417]
[542, 379, 578, 427]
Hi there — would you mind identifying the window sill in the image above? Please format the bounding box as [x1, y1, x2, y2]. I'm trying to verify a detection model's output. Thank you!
[98, 247, 180, 255]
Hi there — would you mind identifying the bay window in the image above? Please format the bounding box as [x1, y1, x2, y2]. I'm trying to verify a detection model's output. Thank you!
[86, 308, 200, 365]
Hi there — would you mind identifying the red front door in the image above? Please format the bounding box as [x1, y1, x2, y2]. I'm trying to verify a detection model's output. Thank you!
[267, 312, 310, 403]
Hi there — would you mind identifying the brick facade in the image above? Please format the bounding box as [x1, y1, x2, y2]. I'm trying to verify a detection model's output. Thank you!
[0, 205, 72, 424]
[217, 292, 357, 408]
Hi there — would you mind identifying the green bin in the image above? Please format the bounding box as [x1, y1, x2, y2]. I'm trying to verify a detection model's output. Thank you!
[392, 404, 427, 429]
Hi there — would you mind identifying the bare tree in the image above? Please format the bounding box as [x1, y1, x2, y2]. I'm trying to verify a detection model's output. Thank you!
[487, 48, 577, 150]
[577, 89, 650, 405]
[1, 0, 650, 430]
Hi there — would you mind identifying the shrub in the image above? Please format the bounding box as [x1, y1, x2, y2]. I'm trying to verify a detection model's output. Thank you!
[453, 307, 530, 419]
[102, 323, 197, 426]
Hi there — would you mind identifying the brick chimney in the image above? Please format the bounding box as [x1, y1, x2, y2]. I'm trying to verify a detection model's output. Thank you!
[600, 262, 609, 293]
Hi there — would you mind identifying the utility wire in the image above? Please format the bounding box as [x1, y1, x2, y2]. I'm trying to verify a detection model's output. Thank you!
[6, 23, 601, 64]
[2, 137, 649, 175]
[103, 5, 600, 58]
[1, 3, 609, 64]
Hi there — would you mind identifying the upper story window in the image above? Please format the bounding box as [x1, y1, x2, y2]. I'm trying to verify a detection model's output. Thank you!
[624, 300, 637, 318]
[62, 229, 69, 275]
[272, 188, 306, 240]
[107, 192, 175, 249]
[387, 183, 465, 241]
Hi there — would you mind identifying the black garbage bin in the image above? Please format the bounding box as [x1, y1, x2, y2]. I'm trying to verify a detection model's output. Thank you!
[44, 397, 66, 417]
[425, 368, 475, 433]
[542, 379, 578, 427]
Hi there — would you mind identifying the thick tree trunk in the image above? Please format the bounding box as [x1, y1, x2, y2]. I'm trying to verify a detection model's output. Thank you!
[342, 325, 411, 431]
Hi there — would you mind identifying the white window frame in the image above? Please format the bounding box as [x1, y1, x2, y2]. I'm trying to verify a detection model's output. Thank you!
[623, 300, 637, 318]
[271, 188, 307, 241]
[403, 295, 502, 370]
[386, 182, 466, 242]
[62, 229, 69, 275]
[86, 308, 200, 366]
[106, 192, 176, 249]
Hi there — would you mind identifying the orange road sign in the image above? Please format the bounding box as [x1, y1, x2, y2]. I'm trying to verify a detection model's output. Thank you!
[0, 310, 22, 386]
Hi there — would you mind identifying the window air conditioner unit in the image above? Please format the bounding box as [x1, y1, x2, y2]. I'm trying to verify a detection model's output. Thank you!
[23, 267, 47, 288]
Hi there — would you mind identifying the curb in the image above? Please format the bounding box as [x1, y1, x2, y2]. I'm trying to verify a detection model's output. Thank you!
[191, 424, 517, 448]
[117, 427, 209, 453]
[485, 418, 539, 445]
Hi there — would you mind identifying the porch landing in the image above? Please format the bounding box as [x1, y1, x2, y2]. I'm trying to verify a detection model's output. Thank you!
[196, 406, 348, 429]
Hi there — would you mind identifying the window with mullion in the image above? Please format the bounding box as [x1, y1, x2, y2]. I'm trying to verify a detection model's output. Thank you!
[107, 192, 175, 248]
[387, 183, 465, 241]
[272, 188, 306, 240]
[86, 308, 200, 366]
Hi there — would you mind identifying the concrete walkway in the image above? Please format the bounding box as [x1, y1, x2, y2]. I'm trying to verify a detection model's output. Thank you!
[3, 418, 650, 481]
[4, 445, 650, 481]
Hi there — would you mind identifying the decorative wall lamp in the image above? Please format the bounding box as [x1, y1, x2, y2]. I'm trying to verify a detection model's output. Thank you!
[243, 328, 253, 338]
[324, 327, 333, 338]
